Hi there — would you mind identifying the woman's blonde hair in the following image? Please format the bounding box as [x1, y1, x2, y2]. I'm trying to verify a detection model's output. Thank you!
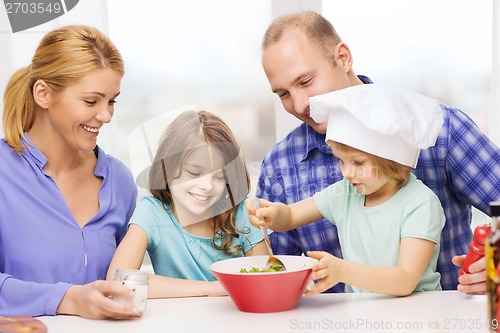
[262, 10, 342, 67]
[3, 25, 124, 153]
[330, 141, 411, 188]
[149, 110, 251, 256]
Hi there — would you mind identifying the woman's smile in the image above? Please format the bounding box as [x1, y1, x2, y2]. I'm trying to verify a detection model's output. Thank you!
[81, 124, 100, 135]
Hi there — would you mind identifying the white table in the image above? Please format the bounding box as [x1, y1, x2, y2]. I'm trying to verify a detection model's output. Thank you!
[39, 291, 491, 333]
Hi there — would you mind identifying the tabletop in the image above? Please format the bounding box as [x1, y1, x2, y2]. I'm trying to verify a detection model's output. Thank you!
[39, 291, 491, 333]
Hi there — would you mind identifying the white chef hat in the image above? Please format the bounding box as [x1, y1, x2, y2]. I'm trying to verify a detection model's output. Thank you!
[309, 84, 443, 167]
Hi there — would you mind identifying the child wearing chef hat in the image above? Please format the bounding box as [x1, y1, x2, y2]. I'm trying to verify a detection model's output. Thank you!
[246, 84, 446, 296]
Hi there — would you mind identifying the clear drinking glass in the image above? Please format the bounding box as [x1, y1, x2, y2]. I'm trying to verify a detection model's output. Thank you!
[112, 268, 149, 313]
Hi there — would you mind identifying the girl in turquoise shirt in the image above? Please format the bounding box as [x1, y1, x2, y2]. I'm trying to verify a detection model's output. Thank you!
[108, 111, 267, 297]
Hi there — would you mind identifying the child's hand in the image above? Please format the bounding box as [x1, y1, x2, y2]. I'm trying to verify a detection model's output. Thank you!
[245, 198, 277, 228]
[305, 251, 342, 296]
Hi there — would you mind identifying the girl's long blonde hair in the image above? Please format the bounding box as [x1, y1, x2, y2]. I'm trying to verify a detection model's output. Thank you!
[3, 25, 124, 153]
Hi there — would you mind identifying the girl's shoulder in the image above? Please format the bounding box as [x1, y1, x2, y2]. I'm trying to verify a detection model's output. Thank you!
[131, 195, 174, 228]
[132, 195, 171, 221]
[138, 195, 170, 210]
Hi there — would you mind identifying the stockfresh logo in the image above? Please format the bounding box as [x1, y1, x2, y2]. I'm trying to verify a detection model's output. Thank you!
[3, 0, 79, 33]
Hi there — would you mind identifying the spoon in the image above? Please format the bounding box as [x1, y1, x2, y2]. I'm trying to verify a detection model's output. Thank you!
[250, 198, 286, 272]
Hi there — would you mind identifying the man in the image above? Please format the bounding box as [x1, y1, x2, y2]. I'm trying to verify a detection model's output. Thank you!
[256, 10, 500, 293]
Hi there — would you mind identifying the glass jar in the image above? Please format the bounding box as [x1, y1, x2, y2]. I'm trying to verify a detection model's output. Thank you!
[486, 201, 500, 331]
[112, 268, 149, 313]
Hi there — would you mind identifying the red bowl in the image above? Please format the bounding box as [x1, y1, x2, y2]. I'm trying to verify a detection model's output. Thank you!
[211, 255, 317, 313]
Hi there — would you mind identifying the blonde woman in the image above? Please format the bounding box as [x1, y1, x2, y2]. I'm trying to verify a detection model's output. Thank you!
[0, 25, 139, 319]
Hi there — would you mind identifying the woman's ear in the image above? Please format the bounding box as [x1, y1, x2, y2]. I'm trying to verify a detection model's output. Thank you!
[32, 79, 50, 109]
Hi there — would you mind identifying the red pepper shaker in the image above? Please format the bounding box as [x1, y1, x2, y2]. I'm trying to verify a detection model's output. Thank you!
[459, 224, 491, 277]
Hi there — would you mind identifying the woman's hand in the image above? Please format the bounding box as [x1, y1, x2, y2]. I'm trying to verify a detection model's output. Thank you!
[57, 280, 143, 319]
